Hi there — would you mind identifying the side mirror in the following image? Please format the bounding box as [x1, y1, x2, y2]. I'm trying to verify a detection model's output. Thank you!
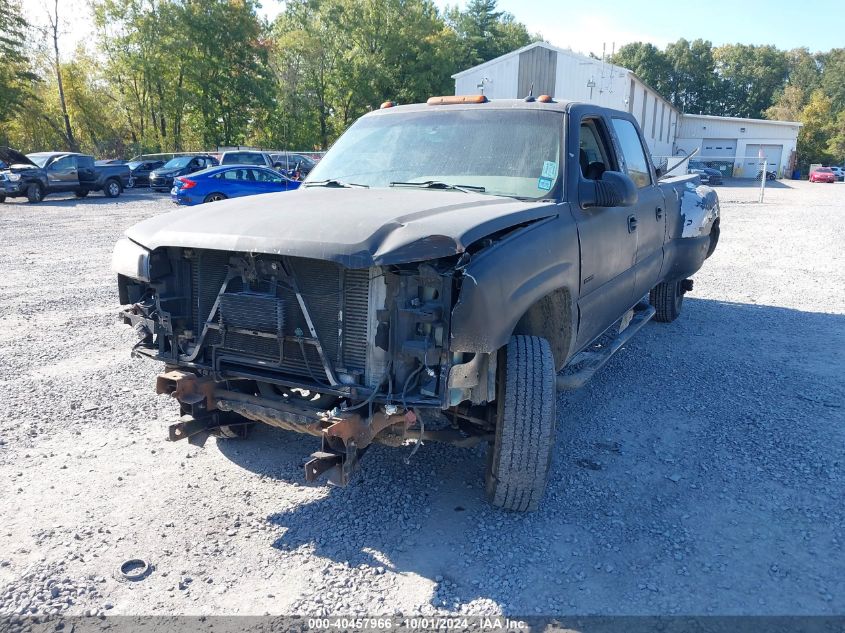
[579, 170, 638, 208]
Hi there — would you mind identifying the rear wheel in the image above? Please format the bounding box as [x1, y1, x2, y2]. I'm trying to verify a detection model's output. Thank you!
[650, 279, 684, 323]
[0, 194, 5, 203]
[104, 179, 121, 198]
[204, 193, 227, 203]
[26, 183, 43, 203]
[485, 335, 556, 512]
[75, 189, 89, 198]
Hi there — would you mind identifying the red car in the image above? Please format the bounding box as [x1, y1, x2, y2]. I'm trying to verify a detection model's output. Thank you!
[809, 167, 836, 183]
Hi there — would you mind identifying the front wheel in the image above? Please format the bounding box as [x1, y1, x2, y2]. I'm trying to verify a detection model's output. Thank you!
[26, 183, 44, 203]
[650, 279, 684, 322]
[75, 189, 89, 198]
[104, 179, 121, 198]
[485, 335, 556, 512]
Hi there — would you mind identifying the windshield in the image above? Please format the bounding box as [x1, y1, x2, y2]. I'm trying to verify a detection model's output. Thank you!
[162, 157, 192, 169]
[306, 108, 562, 199]
[26, 154, 50, 168]
[127, 161, 143, 170]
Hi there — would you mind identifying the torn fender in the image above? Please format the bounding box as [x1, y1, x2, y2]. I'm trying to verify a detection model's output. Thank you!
[450, 208, 581, 356]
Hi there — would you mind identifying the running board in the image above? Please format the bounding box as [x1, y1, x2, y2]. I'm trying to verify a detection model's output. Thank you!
[556, 301, 656, 391]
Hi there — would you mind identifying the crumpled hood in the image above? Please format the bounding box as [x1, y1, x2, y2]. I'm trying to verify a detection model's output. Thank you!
[125, 187, 558, 267]
[0, 146, 38, 168]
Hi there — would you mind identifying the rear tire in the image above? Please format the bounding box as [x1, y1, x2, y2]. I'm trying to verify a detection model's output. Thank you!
[0, 194, 5, 203]
[75, 189, 89, 198]
[26, 183, 43, 203]
[485, 335, 556, 512]
[203, 193, 227, 203]
[650, 280, 684, 322]
[104, 179, 121, 198]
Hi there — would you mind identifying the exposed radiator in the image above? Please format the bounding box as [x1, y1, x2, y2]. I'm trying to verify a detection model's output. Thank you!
[189, 250, 370, 380]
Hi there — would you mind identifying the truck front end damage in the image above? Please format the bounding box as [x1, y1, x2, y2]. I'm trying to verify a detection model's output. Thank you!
[115, 240, 497, 484]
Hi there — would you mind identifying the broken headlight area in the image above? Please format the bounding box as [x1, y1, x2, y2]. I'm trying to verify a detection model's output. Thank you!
[118, 247, 495, 484]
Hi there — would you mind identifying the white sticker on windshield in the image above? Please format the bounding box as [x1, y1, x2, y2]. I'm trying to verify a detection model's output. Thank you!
[541, 161, 558, 179]
[538, 177, 552, 191]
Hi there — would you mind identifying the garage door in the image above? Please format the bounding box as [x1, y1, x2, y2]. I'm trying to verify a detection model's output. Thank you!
[744, 144, 783, 178]
[700, 138, 736, 176]
[700, 138, 737, 159]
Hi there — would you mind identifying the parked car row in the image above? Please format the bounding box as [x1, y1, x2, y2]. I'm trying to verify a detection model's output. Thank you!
[1, 147, 130, 203]
[170, 165, 300, 206]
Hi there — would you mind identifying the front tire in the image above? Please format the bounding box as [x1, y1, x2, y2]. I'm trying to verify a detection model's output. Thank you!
[104, 179, 121, 198]
[75, 189, 89, 198]
[26, 183, 44, 203]
[650, 280, 684, 322]
[485, 335, 556, 512]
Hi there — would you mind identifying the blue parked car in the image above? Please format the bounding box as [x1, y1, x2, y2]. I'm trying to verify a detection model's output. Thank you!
[170, 165, 301, 206]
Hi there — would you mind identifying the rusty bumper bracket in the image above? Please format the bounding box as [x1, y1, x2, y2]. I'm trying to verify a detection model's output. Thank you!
[304, 410, 416, 487]
[168, 416, 215, 442]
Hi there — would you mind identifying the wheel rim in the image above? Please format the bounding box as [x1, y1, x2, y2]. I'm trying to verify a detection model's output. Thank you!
[209, 194, 224, 202]
[109, 182, 120, 196]
[32, 186, 41, 201]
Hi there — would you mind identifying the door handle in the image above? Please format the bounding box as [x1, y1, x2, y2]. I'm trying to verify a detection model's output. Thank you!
[627, 214, 638, 233]
[655, 207, 663, 220]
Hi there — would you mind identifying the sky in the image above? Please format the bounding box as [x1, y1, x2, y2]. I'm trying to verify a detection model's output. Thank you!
[19, 0, 845, 59]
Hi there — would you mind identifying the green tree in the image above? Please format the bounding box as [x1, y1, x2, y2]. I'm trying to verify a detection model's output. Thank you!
[610, 42, 671, 96]
[765, 84, 805, 122]
[818, 48, 845, 111]
[827, 109, 845, 162]
[664, 38, 716, 113]
[446, 0, 537, 69]
[797, 90, 834, 168]
[0, 0, 37, 134]
[712, 44, 789, 118]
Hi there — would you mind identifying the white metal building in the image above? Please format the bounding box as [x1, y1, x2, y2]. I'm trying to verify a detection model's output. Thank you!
[452, 42, 800, 177]
[675, 114, 800, 178]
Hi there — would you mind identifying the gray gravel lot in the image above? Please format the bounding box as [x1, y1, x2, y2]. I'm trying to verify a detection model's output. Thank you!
[0, 181, 842, 617]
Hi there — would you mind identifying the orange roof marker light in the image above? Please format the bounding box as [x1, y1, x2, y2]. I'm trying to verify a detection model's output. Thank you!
[427, 95, 488, 105]
[380, 101, 397, 109]
[537, 95, 554, 103]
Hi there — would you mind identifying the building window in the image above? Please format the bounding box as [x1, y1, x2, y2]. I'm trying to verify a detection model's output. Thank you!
[641, 88, 647, 128]
[651, 96, 657, 139]
[629, 79, 635, 113]
[659, 103, 666, 142]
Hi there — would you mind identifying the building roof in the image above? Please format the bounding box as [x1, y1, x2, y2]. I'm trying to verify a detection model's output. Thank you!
[681, 113, 801, 127]
[451, 41, 632, 80]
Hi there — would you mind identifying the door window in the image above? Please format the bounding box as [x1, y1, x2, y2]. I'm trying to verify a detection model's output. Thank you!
[49, 156, 75, 171]
[218, 169, 245, 180]
[254, 169, 283, 183]
[579, 119, 613, 181]
[611, 118, 652, 188]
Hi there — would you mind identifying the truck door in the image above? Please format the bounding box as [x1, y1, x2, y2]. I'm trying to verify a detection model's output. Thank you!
[610, 117, 666, 300]
[571, 116, 638, 349]
[46, 155, 79, 191]
[76, 155, 96, 188]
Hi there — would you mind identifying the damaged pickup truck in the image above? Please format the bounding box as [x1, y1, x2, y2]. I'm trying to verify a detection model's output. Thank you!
[113, 96, 719, 511]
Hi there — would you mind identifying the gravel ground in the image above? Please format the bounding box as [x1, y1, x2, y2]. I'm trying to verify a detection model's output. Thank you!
[0, 180, 842, 618]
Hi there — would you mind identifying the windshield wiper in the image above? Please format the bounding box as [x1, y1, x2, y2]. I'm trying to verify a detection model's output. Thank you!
[303, 179, 369, 188]
[389, 180, 486, 193]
